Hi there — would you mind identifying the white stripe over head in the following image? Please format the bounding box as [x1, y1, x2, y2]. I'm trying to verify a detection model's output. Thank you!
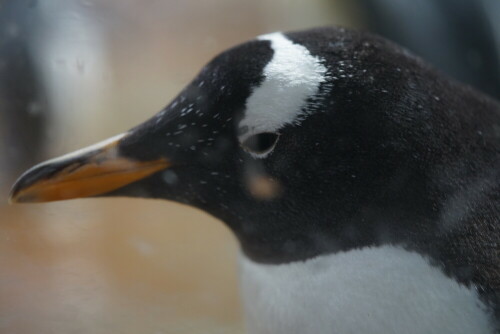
[239, 32, 328, 142]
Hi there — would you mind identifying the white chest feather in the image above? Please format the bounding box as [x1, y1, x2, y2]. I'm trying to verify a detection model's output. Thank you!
[239, 245, 494, 334]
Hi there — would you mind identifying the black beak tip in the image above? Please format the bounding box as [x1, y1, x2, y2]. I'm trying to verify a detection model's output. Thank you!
[7, 162, 56, 204]
[8, 170, 33, 204]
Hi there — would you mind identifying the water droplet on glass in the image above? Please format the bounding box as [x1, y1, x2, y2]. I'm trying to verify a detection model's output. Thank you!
[28, 102, 42, 116]
[162, 170, 178, 185]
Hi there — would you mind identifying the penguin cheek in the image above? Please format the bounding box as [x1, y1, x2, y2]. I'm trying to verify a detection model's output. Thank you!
[245, 174, 283, 201]
[241, 159, 283, 201]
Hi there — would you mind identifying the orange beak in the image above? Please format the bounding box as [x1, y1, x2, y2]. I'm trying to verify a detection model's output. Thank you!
[9, 134, 170, 204]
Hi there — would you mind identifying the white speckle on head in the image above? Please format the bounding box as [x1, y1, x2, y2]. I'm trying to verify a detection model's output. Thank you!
[240, 245, 494, 334]
[239, 32, 329, 142]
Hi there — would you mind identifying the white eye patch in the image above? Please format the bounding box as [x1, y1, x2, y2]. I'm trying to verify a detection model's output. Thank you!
[238, 32, 329, 142]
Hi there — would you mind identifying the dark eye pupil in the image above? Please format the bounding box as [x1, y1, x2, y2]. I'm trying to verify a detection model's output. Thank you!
[243, 133, 278, 153]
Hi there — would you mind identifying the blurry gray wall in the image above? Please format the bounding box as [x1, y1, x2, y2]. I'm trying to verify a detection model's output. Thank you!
[0, 0, 47, 190]
[352, 0, 500, 99]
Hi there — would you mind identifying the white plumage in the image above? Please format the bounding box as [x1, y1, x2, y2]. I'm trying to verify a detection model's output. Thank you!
[239, 245, 493, 334]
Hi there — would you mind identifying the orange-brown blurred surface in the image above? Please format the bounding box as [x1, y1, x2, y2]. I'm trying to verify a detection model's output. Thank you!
[0, 200, 242, 333]
[0, 1, 359, 333]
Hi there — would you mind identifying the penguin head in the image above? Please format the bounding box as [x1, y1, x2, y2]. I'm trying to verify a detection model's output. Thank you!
[10, 27, 444, 262]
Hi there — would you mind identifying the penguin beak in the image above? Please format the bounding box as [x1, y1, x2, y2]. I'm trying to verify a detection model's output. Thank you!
[8, 133, 170, 204]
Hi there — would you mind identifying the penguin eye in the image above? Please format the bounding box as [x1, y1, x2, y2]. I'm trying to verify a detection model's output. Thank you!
[241, 132, 279, 157]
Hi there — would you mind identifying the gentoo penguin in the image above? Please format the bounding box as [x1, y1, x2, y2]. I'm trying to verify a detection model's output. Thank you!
[9, 27, 500, 333]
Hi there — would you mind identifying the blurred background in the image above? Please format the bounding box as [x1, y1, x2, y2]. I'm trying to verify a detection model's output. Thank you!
[0, 0, 499, 333]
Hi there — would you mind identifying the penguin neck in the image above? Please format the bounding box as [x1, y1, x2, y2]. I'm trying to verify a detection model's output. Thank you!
[234, 204, 438, 265]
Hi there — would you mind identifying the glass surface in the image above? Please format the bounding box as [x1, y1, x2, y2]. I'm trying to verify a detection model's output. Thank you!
[1, 0, 498, 333]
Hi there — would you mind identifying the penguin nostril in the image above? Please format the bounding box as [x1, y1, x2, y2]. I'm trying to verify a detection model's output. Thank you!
[241, 132, 279, 157]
